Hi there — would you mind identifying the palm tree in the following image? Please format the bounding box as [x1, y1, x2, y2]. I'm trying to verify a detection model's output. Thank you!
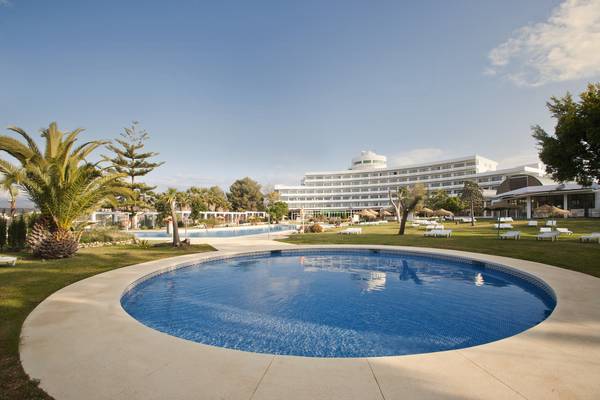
[0, 122, 131, 258]
[162, 188, 181, 246]
[176, 191, 192, 239]
[0, 177, 19, 218]
[388, 184, 426, 235]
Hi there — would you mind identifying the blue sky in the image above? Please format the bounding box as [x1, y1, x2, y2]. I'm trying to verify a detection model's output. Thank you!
[1, 0, 600, 201]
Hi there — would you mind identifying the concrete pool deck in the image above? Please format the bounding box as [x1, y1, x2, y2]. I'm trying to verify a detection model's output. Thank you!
[20, 243, 600, 400]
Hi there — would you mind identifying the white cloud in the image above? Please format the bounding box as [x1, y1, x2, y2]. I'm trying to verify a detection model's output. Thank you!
[487, 0, 600, 86]
[496, 150, 540, 168]
[388, 148, 455, 167]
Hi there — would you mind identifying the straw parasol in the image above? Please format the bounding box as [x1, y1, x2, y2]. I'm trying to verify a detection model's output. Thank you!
[419, 207, 434, 216]
[380, 209, 393, 217]
[359, 209, 377, 219]
[534, 204, 571, 218]
[434, 208, 454, 217]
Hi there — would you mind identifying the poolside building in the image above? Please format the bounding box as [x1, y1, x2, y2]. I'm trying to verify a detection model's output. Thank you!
[275, 151, 548, 218]
[494, 182, 600, 219]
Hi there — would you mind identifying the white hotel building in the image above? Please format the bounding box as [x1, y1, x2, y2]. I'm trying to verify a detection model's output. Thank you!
[275, 151, 547, 218]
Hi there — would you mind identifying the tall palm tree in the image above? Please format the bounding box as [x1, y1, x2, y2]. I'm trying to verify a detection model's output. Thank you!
[162, 188, 181, 246]
[176, 191, 192, 238]
[0, 122, 131, 258]
[0, 177, 19, 218]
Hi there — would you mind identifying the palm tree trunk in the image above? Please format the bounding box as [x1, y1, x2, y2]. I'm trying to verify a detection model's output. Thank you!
[398, 210, 409, 235]
[170, 201, 181, 246]
[10, 197, 16, 219]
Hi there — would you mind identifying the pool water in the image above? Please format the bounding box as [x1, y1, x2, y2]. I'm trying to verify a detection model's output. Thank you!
[121, 250, 555, 358]
[134, 224, 294, 238]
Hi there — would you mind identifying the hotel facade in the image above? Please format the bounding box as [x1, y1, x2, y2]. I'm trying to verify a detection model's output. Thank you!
[275, 151, 549, 218]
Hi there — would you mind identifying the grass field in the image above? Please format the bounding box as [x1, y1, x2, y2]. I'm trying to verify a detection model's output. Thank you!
[0, 244, 215, 400]
[281, 219, 600, 278]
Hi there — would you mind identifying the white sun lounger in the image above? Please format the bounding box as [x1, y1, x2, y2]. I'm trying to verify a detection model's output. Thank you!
[492, 223, 513, 229]
[0, 256, 17, 266]
[424, 229, 452, 238]
[539, 227, 552, 233]
[537, 231, 560, 241]
[499, 217, 514, 222]
[339, 228, 362, 235]
[500, 231, 521, 240]
[556, 228, 573, 235]
[546, 220, 557, 227]
[527, 220, 538, 227]
[580, 232, 600, 243]
[425, 224, 444, 230]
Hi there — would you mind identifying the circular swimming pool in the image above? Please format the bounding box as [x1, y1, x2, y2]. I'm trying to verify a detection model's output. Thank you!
[121, 249, 556, 358]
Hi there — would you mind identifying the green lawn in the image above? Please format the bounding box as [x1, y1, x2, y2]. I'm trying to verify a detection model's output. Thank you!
[281, 219, 600, 278]
[0, 244, 215, 400]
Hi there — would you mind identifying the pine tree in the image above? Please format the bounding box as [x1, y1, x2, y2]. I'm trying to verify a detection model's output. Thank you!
[103, 122, 164, 227]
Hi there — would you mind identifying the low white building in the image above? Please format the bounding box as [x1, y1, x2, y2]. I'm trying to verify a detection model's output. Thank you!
[275, 151, 547, 218]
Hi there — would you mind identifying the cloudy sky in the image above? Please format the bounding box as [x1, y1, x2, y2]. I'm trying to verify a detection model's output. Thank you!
[1, 0, 600, 204]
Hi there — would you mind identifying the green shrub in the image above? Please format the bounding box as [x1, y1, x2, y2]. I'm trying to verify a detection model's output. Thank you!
[79, 228, 134, 244]
[0, 218, 6, 250]
[136, 239, 152, 249]
[308, 223, 323, 233]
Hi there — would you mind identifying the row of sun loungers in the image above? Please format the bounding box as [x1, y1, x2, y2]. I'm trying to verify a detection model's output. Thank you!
[493, 223, 513, 229]
[424, 229, 452, 238]
[581, 232, 600, 243]
[0, 256, 17, 266]
[527, 220, 560, 227]
[339, 228, 362, 235]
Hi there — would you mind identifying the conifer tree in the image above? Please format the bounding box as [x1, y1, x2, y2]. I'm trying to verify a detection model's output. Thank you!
[104, 122, 164, 227]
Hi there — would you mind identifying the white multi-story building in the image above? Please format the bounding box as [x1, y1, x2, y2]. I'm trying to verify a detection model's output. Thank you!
[275, 151, 547, 218]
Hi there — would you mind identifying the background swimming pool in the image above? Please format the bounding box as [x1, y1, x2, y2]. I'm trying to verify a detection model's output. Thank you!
[134, 224, 295, 238]
[121, 249, 555, 357]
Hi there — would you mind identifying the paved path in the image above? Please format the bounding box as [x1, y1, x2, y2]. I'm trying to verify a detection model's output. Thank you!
[20, 241, 600, 400]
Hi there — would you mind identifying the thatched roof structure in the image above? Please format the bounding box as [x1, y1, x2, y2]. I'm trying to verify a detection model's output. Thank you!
[434, 208, 454, 217]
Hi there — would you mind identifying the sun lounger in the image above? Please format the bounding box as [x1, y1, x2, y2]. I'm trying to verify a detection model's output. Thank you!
[537, 231, 560, 241]
[0, 256, 17, 266]
[339, 228, 362, 235]
[425, 224, 444, 230]
[546, 220, 557, 227]
[527, 220, 538, 227]
[500, 231, 521, 240]
[424, 229, 452, 238]
[499, 217, 514, 222]
[492, 223, 513, 229]
[539, 227, 552, 233]
[580, 232, 600, 243]
[556, 228, 573, 235]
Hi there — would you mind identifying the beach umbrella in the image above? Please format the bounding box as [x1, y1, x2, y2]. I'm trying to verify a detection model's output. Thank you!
[551, 207, 571, 217]
[359, 209, 377, 219]
[533, 204, 553, 217]
[534, 204, 571, 218]
[434, 208, 454, 217]
[380, 209, 393, 216]
[419, 207, 434, 216]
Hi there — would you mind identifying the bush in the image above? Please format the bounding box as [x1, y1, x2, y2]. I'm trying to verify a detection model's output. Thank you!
[307, 223, 323, 233]
[0, 218, 6, 250]
[7, 216, 26, 250]
[79, 227, 134, 244]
